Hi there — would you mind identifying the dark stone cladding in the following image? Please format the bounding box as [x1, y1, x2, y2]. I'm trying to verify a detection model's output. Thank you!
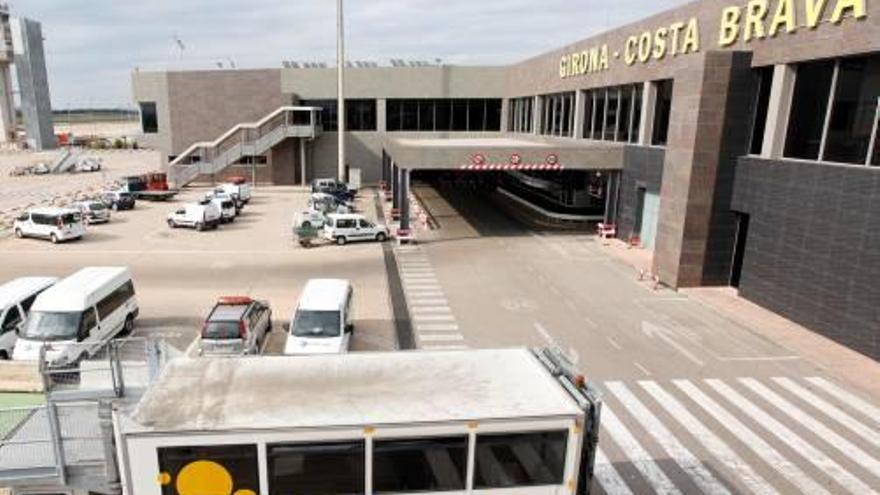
[731, 157, 880, 361]
[617, 146, 665, 242]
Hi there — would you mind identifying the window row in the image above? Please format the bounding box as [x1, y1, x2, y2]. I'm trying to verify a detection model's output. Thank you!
[780, 54, 880, 166]
[582, 84, 645, 144]
[96, 281, 135, 321]
[386, 98, 502, 132]
[509, 96, 534, 133]
[300, 99, 377, 132]
[539, 92, 576, 137]
[157, 430, 568, 495]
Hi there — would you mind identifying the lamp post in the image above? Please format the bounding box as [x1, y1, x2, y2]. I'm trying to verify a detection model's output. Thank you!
[336, 0, 346, 182]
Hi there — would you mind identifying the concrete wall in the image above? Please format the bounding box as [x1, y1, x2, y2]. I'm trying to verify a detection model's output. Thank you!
[131, 71, 172, 155]
[617, 146, 665, 242]
[731, 157, 880, 360]
[13, 18, 54, 150]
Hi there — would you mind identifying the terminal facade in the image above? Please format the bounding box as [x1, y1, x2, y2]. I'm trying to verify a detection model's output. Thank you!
[132, 0, 879, 359]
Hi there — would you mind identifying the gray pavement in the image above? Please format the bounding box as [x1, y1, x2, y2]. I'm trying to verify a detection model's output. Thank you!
[398, 183, 880, 495]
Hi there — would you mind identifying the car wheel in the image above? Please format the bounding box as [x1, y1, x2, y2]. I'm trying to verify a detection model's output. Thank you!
[376, 232, 387, 242]
[14, 228, 23, 238]
[229, 216, 235, 223]
[0, 351, 8, 360]
[167, 219, 176, 228]
[196, 222, 205, 232]
[302, 221, 311, 229]
[50, 233, 59, 244]
[336, 236, 347, 246]
[83, 217, 90, 226]
[122, 315, 134, 336]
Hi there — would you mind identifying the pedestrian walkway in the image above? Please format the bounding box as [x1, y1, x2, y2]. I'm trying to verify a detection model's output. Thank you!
[594, 375, 880, 495]
[394, 244, 466, 350]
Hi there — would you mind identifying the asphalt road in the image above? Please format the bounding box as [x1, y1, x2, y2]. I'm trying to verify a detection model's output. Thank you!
[0, 186, 395, 354]
[400, 182, 880, 495]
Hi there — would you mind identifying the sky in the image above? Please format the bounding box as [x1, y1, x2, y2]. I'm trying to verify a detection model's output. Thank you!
[13, 0, 689, 109]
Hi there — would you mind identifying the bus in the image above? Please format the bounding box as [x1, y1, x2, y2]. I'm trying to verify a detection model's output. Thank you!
[114, 348, 602, 494]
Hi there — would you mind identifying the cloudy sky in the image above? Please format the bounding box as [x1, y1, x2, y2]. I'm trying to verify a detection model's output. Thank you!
[13, 0, 688, 109]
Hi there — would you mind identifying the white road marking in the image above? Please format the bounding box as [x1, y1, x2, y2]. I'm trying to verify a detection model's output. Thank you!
[674, 380, 830, 495]
[419, 333, 465, 342]
[416, 324, 460, 332]
[707, 379, 875, 495]
[410, 306, 452, 313]
[805, 377, 880, 426]
[641, 381, 778, 495]
[633, 362, 652, 377]
[606, 382, 731, 495]
[601, 405, 682, 495]
[583, 315, 598, 328]
[422, 344, 467, 350]
[606, 337, 623, 350]
[740, 378, 880, 478]
[773, 377, 880, 446]
[407, 298, 448, 306]
[402, 274, 437, 280]
[642, 321, 704, 367]
[533, 322, 561, 348]
[594, 448, 635, 495]
[406, 291, 444, 298]
[404, 283, 442, 290]
[411, 314, 455, 322]
[564, 299, 578, 311]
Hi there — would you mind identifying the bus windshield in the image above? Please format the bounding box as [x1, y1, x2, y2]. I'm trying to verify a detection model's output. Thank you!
[292, 311, 340, 338]
[21, 311, 82, 341]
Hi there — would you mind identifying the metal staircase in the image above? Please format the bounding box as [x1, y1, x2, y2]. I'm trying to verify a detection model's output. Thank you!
[168, 106, 323, 187]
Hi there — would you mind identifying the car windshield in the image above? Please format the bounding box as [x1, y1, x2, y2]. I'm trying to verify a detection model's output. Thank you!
[89, 203, 106, 211]
[222, 201, 234, 209]
[203, 321, 241, 340]
[21, 311, 81, 341]
[292, 310, 341, 338]
[60, 213, 80, 224]
[119, 193, 132, 199]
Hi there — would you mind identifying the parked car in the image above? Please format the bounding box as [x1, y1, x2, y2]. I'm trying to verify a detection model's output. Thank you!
[311, 178, 355, 202]
[216, 182, 252, 204]
[309, 192, 352, 215]
[293, 208, 326, 230]
[206, 190, 242, 214]
[200, 296, 272, 356]
[209, 197, 237, 223]
[13, 207, 85, 244]
[101, 190, 136, 211]
[167, 202, 221, 231]
[284, 279, 353, 355]
[73, 200, 111, 225]
[74, 157, 102, 173]
[323, 213, 389, 245]
[0, 277, 58, 360]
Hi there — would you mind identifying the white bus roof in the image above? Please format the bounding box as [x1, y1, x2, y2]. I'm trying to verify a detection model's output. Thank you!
[27, 207, 80, 216]
[128, 348, 582, 433]
[31, 267, 130, 312]
[0, 277, 58, 307]
[297, 279, 350, 311]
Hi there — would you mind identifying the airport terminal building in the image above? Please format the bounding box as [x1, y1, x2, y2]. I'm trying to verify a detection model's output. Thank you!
[132, 0, 879, 359]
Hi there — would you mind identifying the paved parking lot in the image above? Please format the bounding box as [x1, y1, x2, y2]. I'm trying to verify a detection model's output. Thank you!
[0, 185, 395, 353]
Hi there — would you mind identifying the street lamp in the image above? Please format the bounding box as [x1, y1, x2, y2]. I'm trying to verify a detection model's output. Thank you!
[337, 0, 346, 182]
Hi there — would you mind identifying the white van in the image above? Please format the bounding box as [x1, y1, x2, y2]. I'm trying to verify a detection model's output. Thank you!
[323, 213, 389, 245]
[284, 279, 353, 355]
[167, 202, 221, 231]
[13, 267, 139, 364]
[13, 207, 86, 244]
[0, 277, 58, 359]
[217, 182, 252, 204]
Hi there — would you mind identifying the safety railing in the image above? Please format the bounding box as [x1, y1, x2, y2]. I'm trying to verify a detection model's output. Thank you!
[168, 106, 322, 188]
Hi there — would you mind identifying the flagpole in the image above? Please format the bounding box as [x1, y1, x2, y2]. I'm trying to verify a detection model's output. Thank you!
[336, 0, 346, 182]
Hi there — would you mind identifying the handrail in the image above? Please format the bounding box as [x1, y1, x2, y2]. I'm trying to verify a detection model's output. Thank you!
[169, 106, 321, 167]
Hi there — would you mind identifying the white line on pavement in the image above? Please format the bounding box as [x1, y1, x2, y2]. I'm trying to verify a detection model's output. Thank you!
[410, 306, 452, 313]
[419, 333, 465, 342]
[674, 380, 830, 495]
[641, 381, 777, 495]
[421, 344, 467, 350]
[633, 362, 652, 377]
[773, 377, 880, 446]
[416, 324, 460, 332]
[605, 382, 731, 495]
[593, 448, 635, 495]
[407, 298, 448, 306]
[412, 314, 456, 322]
[739, 378, 880, 479]
[707, 379, 874, 495]
[601, 406, 682, 495]
[606, 337, 623, 350]
[805, 377, 880, 426]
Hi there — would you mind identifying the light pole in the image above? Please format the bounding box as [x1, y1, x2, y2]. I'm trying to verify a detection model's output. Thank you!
[336, 0, 346, 182]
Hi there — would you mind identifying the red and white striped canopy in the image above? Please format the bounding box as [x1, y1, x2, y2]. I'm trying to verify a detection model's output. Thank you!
[459, 163, 565, 171]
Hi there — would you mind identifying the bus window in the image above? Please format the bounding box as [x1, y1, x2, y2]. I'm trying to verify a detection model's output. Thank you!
[268, 440, 365, 494]
[473, 430, 568, 488]
[157, 444, 259, 495]
[373, 436, 468, 492]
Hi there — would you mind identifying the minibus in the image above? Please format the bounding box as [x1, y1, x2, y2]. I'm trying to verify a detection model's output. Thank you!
[13, 267, 139, 364]
[284, 279, 353, 355]
[0, 277, 58, 359]
[115, 348, 602, 494]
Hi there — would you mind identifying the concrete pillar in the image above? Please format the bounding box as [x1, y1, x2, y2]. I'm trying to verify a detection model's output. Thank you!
[12, 18, 54, 150]
[391, 162, 400, 210]
[399, 168, 410, 232]
[638, 81, 656, 145]
[0, 67, 15, 143]
[760, 64, 796, 159]
[377, 99, 387, 133]
[500, 98, 510, 133]
[532, 95, 542, 135]
[573, 90, 586, 139]
[300, 139, 307, 186]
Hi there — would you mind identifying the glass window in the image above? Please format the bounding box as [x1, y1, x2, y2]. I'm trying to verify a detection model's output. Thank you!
[373, 436, 468, 492]
[473, 431, 568, 489]
[469, 99, 486, 131]
[301, 100, 338, 132]
[652, 79, 674, 146]
[418, 100, 435, 131]
[139, 102, 158, 134]
[20, 293, 40, 312]
[292, 310, 341, 338]
[605, 89, 619, 141]
[873, 109, 880, 166]
[486, 99, 502, 131]
[435, 99, 452, 131]
[750, 67, 774, 155]
[784, 60, 835, 160]
[386, 100, 402, 131]
[593, 93, 606, 140]
[631, 85, 643, 143]
[158, 445, 259, 495]
[451, 99, 468, 131]
[346, 99, 377, 131]
[268, 441, 365, 495]
[291, 109, 311, 126]
[618, 87, 632, 143]
[582, 91, 593, 139]
[1, 306, 21, 333]
[402, 99, 419, 131]
[21, 311, 82, 341]
[824, 55, 880, 164]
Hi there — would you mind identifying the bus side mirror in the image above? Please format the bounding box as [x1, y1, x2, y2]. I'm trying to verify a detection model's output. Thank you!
[345, 323, 354, 334]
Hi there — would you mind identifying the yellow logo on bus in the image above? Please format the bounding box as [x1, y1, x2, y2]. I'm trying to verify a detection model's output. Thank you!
[158, 460, 256, 495]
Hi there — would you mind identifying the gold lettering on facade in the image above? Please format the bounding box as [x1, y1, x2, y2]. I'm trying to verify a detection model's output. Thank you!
[682, 18, 700, 54]
[769, 0, 796, 36]
[744, 0, 769, 41]
[559, 45, 610, 78]
[805, 0, 829, 28]
[668, 22, 686, 56]
[719, 7, 742, 46]
[638, 32, 652, 62]
[625, 37, 638, 65]
[830, 0, 866, 23]
[653, 27, 669, 59]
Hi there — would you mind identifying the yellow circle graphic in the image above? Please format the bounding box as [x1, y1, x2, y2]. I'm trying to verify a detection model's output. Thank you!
[176, 460, 233, 495]
[157, 471, 172, 485]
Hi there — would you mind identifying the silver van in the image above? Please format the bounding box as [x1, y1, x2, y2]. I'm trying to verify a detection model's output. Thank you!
[0, 277, 58, 359]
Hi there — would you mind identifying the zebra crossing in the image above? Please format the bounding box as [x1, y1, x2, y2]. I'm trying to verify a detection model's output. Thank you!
[594, 376, 880, 495]
[395, 244, 467, 350]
